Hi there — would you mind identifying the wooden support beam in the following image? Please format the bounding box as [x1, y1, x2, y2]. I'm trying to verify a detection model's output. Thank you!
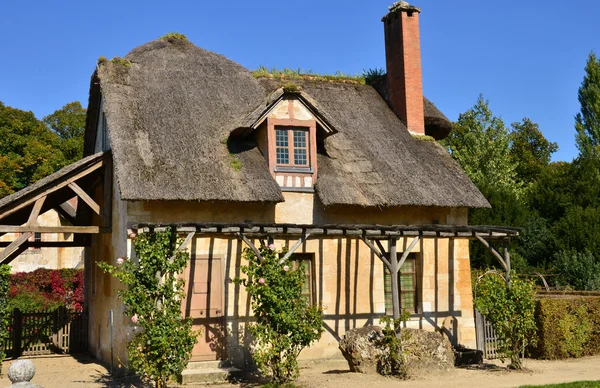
[389, 238, 400, 320]
[167, 232, 195, 264]
[280, 233, 311, 264]
[375, 240, 388, 256]
[396, 236, 421, 274]
[0, 160, 103, 221]
[0, 232, 32, 263]
[68, 182, 100, 215]
[0, 241, 89, 248]
[102, 155, 113, 228]
[504, 242, 512, 288]
[0, 226, 102, 234]
[27, 197, 46, 226]
[475, 235, 508, 271]
[55, 202, 77, 225]
[238, 232, 264, 261]
[359, 235, 391, 270]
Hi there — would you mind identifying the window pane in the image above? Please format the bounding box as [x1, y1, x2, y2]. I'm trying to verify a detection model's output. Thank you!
[276, 147, 289, 164]
[293, 130, 307, 148]
[294, 149, 307, 165]
[401, 292, 415, 308]
[401, 258, 415, 272]
[400, 274, 414, 290]
[276, 129, 288, 147]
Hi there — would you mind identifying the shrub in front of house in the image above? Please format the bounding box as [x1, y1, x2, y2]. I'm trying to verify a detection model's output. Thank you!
[0, 264, 10, 375]
[531, 297, 600, 359]
[474, 274, 537, 369]
[98, 228, 198, 388]
[235, 245, 324, 385]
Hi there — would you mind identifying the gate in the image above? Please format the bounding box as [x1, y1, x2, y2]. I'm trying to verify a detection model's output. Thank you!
[475, 309, 500, 359]
[2, 307, 87, 358]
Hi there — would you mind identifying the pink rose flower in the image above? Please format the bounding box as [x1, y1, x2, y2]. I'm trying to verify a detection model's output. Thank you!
[268, 243, 276, 250]
[117, 257, 124, 265]
[129, 232, 137, 239]
[283, 265, 289, 272]
[258, 278, 265, 284]
[131, 314, 138, 324]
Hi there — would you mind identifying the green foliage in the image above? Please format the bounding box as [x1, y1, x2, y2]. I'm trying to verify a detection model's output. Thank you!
[98, 56, 107, 64]
[98, 228, 198, 388]
[520, 382, 600, 388]
[575, 52, 600, 158]
[110, 57, 131, 67]
[362, 68, 386, 86]
[235, 245, 324, 385]
[510, 118, 558, 185]
[474, 275, 537, 369]
[0, 100, 85, 198]
[377, 313, 410, 377]
[0, 265, 10, 371]
[229, 154, 242, 171]
[554, 250, 600, 291]
[533, 297, 600, 359]
[252, 66, 365, 84]
[43, 101, 86, 163]
[159, 32, 188, 41]
[442, 94, 523, 199]
[282, 82, 300, 94]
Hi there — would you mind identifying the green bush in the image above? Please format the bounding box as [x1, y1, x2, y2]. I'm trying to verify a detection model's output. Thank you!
[474, 274, 537, 369]
[99, 228, 198, 388]
[533, 297, 600, 359]
[0, 265, 10, 373]
[235, 245, 324, 385]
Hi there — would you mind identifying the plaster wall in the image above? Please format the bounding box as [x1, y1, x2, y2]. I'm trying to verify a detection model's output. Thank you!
[5, 210, 84, 273]
[87, 193, 476, 368]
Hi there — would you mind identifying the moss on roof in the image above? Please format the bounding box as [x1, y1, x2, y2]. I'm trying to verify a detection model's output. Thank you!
[252, 66, 366, 85]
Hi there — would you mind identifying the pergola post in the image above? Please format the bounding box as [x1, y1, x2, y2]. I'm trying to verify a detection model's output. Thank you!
[475, 235, 512, 289]
[389, 238, 400, 320]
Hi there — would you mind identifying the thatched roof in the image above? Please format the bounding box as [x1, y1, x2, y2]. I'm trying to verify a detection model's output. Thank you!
[85, 38, 488, 209]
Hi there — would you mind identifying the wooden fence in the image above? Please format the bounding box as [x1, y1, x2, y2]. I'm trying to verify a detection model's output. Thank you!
[2, 308, 87, 358]
[475, 309, 501, 359]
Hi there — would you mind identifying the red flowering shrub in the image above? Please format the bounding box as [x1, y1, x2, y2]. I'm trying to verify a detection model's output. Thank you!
[8, 269, 84, 312]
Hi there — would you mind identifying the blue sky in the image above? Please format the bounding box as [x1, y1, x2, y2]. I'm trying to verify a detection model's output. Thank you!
[1, 0, 598, 162]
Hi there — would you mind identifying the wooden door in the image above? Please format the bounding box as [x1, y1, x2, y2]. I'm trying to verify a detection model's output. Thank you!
[182, 256, 225, 361]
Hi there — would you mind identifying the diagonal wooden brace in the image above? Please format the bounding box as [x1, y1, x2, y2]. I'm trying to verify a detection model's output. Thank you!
[395, 236, 421, 274]
[360, 235, 391, 270]
[279, 233, 311, 264]
[238, 232, 264, 261]
[0, 232, 33, 264]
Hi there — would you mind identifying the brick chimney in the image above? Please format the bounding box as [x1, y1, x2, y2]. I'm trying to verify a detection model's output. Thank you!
[383, 1, 425, 135]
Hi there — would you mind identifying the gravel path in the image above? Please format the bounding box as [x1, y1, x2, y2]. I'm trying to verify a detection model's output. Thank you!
[2, 354, 600, 387]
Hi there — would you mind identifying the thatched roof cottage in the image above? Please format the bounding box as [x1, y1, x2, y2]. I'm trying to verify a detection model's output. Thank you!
[0, 1, 518, 378]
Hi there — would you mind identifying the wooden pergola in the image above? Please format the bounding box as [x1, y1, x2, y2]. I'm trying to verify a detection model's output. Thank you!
[0, 152, 111, 264]
[130, 222, 520, 320]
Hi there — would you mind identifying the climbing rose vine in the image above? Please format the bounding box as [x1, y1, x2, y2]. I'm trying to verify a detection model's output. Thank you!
[235, 245, 324, 385]
[98, 228, 198, 388]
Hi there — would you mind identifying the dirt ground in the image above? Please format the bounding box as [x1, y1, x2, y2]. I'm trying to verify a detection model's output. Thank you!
[1, 354, 600, 388]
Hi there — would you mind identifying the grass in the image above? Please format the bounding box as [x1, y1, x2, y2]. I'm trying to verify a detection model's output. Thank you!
[519, 382, 600, 388]
[252, 66, 366, 84]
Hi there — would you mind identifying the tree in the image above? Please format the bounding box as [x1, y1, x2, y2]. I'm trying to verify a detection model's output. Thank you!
[98, 229, 198, 388]
[442, 94, 522, 198]
[575, 52, 600, 158]
[43, 101, 86, 163]
[0, 101, 67, 195]
[510, 118, 558, 185]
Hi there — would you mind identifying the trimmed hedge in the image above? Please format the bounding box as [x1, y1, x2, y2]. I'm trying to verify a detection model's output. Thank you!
[532, 297, 600, 359]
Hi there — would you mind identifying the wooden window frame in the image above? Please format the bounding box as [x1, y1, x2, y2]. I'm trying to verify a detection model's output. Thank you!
[267, 118, 318, 181]
[274, 127, 310, 167]
[288, 253, 316, 306]
[384, 253, 420, 315]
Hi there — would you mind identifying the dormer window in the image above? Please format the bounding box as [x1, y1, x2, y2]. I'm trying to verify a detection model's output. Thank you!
[245, 93, 336, 192]
[275, 127, 309, 167]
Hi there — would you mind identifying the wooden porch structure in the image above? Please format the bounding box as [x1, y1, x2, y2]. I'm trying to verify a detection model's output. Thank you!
[130, 222, 520, 321]
[0, 152, 111, 265]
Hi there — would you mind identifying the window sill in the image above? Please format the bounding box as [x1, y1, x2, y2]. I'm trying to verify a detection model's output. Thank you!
[274, 166, 314, 174]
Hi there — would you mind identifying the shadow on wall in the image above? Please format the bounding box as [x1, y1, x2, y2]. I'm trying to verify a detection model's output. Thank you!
[180, 232, 464, 365]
